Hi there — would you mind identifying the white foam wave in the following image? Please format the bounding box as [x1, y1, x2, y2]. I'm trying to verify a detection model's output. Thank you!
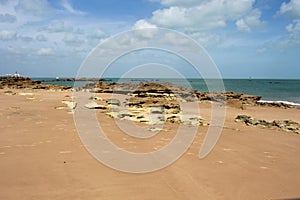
[257, 100, 300, 107]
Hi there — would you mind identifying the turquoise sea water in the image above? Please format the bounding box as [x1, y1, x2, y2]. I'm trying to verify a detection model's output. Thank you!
[32, 78, 300, 104]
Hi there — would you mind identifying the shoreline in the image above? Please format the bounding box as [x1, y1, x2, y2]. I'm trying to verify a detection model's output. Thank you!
[257, 99, 300, 107]
[1, 76, 300, 109]
[34, 77, 300, 105]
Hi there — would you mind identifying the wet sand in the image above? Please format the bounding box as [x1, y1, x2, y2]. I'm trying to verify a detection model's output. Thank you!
[0, 89, 300, 200]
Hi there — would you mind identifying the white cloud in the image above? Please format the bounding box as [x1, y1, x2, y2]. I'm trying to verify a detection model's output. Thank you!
[36, 34, 47, 41]
[149, 0, 204, 7]
[286, 24, 293, 32]
[236, 19, 250, 33]
[236, 9, 265, 33]
[139, 0, 266, 48]
[63, 33, 77, 43]
[163, 31, 190, 45]
[85, 29, 108, 46]
[46, 21, 65, 32]
[0, 30, 17, 40]
[148, 0, 255, 31]
[274, 0, 300, 48]
[73, 28, 84, 35]
[139, 0, 260, 48]
[150, 7, 190, 29]
[268, 0, 300, 50]
[132, 20, 158, 39]
[256, 47, 267, 53]
[74, 45, 90, 53]
[18, 35, 33, 42]
[258, 19, 300, 51]
[133, 20, 157, 29]
[0, 13, 16, 23]
[277, 0, 300, 18]
[36, 48, 54, 56]
[63, 33, 84, 46]
[285, 20, 300, 42]
[89, 29, 107, 39]
[0, 1, 42, 31]
[61, 0, 86, 15]
[188, 32, 221, 47]
[15, 0, 53, 15]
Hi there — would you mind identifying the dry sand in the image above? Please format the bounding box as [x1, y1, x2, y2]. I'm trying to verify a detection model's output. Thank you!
[0, 89, 300, 200]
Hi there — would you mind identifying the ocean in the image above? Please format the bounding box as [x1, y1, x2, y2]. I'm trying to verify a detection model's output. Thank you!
[32, 78, 300, 105]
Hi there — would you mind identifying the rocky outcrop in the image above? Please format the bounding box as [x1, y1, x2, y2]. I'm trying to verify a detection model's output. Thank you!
[273, 120, 300, 133]
[80, 81, 264, 106]
[235, 115, 300, 134]
[235, 115, 273, 128]
[105, 109, 204, 126]
[3, 76, 296, 110]
[196, 91, 261, 105]
[0, 77, 72, 90]
[80, 81, 198, 102]
[257, 101, 298, 109]
[84, 96, 204, 126]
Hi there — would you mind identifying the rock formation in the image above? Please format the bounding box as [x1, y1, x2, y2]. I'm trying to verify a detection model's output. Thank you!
[80, 81, 198, 101]
[0, 77, 72, 90]
[196, 91, 261, 105]
[83, 95, 204, 126]
[80, 81, 264, 106]
[235, 115, 300, 134]
[256, 101, 298, 109]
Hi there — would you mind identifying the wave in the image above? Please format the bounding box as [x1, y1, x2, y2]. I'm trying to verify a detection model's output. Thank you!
[257, 100, 300, 107]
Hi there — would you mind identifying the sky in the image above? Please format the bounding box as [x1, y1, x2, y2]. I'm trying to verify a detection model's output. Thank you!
[0, 0, 300, 78]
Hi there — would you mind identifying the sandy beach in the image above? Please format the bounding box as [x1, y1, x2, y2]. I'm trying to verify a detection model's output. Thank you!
[0, 87, 300, 200]
[1, 0, 300, 199]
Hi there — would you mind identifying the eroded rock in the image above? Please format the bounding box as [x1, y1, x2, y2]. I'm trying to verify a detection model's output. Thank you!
[62, 100, 77, 109]
[106, 98, 121, 106]
[235, 115, 300, 134]
[0, 77, 72, 91]
[4, 90, 16, 95]
[85, 101, 107, 109]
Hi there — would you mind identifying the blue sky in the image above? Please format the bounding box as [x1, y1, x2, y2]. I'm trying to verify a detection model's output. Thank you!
[0, 0, 299, 78]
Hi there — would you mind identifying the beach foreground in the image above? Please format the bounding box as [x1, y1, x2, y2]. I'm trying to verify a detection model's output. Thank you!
[0, 88, 300, 200]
